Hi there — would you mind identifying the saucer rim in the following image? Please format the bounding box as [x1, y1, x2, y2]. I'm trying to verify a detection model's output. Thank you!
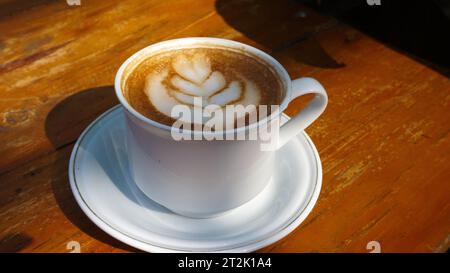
[69, 105, 322, 253]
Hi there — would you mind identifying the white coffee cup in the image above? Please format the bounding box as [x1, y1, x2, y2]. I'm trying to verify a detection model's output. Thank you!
[114, 38, 327, 218]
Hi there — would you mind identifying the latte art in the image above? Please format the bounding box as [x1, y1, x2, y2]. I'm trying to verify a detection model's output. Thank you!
[145, 53, 261, 123]
[124, 47, 283, 127]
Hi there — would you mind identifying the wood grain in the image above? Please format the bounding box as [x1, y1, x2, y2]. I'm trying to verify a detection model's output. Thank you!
[0, 0, 449, 252]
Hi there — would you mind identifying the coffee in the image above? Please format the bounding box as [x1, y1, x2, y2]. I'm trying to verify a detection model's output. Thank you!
[123, 46, 283, 127]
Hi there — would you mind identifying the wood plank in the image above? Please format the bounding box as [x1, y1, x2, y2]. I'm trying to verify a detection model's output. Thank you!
[0, 0, 335, 173]
[0, 0, 224, 173]
[0, 0, 449, 252]
[262, 23, 450, 253]
[0, 144, 139, 252]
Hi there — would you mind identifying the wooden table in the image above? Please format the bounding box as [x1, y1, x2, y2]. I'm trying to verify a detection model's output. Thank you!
[0, 0, 449, 253]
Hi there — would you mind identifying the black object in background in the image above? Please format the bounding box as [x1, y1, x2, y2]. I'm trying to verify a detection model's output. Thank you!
[301, 0, 450, 76]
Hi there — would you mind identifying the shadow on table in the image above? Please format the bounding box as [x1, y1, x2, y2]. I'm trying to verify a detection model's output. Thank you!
[0, 0, 55, 19]
[45, 86, 119, 149]
[0, 233, 33, 252]
[45, 86, 141, 252]
[215, 0, 450, 78]
[303, 0, 450, 77]
[214, 0, 346, 69]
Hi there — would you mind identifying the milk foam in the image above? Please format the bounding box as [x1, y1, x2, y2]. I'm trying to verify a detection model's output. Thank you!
[144, 53, 261, 124]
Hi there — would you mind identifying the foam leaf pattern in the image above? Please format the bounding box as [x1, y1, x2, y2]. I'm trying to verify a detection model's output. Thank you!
[172, 54, 211, 84]
[144, 53, 261, 124]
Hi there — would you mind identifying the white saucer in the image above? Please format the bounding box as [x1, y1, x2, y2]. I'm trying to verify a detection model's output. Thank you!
[69, 105, 322, 253]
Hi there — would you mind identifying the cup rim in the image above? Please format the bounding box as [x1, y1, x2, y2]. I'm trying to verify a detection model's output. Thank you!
[114, 37, 292, 136]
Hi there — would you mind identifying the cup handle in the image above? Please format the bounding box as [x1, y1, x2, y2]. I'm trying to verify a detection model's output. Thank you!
[278, 77, 328, 148]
